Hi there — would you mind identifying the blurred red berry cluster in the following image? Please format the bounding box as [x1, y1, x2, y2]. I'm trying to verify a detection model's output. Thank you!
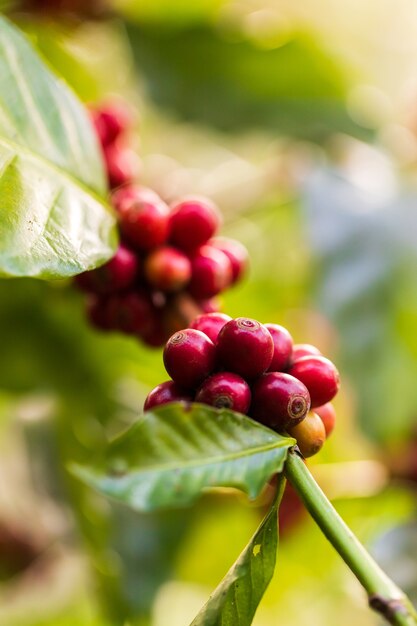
[75, 102, 248, 347]
[145, 316, 339, 457]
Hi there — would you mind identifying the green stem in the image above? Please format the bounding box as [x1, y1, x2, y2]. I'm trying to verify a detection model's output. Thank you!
[285, 449, 417, 626]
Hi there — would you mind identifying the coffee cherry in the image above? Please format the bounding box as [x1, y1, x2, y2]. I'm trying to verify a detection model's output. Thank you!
[288, 410, 326, 458]
[288, 356, 340, 408]
[106, 291, 155, 335]
[103, 141, 139, 189]
[85, 295, 112, 331]
[144, 381, 193, 411]
[196, 372, 251, 413]
[315, 402, 336, 437]
[91, 102, 132, 147]
[250, 372, 311, 431]
[265, 324, 293, 372]
[144, 246, 191, 292]
[291, 343, 322, 362]
[196, 297, 221, 314]
[188, 245, 232, 299]
[169, 197, 221, 251]
[163, 329, 216, 388]
[75, 244, 138, 294]
[210, 237, 248, 284]
[141, 318, 167, 347]
[112, 186, 170, 251]
[190, 312, 232, 343]
[216, 318, 274, 380]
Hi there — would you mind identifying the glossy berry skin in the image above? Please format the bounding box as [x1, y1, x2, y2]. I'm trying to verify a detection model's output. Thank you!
[250, 372, 311, 431]
[112, 186, 170, 251]
[291, 343, 321, 362]
[315, 402, 336, 437]
[144, 246, 191, 292]
[103, 142, 139, 189]
[210, 237, 248, 284]
[169, 197, 221, 251]
[91, 102, 131, 147]
[288, 355, 340, 408]
[75, 244, 138, 295]
[106, 291, 155, 335]
[265, 324, 293, 372]
[216, 318, 274, 380]
[163, 329, 216, 388]
[196, 372, 251, 413]
[288, 411, 326, 458]
[190, 312, 232, 344]
[144, 381, 193, 411]
[188, 245, 232, 299]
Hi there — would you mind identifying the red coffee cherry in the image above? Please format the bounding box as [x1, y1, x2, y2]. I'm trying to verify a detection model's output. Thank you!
[85, 295, 112, 331]
[288, 355, 340, 408]
[250, 372, 311, 431]
[144, 381, 193, 411]
[190, 312, 232, 343]
[144, 246, 191, 292]
[315, 402, 336, 437]
[188, 245, 232, 299]
[288, 411, 326, 458]
[112, 186, 170, 251]
[196, 372, 251, 414]
[210, 237, 248, 284]
[291, 343, 322, 362]
[91, 102, 132, 147]
[265, 324, 293, 372]
[163, 329, 216, 388]
[103, 141, 139, 189]
[106, 291, 155, 335]
[75, 244, 138, 294]
[196, 297, 221, 314]
[216, 318, 274, 380]
[169, 197, 221, 251]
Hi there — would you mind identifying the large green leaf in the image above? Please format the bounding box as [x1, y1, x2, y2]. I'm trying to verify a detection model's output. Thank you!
[191, 477, 285, 626]
[73, 403, 294, 512]
[0, 17, 117, 279]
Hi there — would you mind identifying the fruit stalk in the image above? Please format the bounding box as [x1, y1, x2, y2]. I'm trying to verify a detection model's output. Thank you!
[285, 449, 417, 626]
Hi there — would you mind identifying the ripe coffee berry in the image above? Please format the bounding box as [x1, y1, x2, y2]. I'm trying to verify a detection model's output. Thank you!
[288, 410, 326, 458]
[106, 291, 155, 335]
[265, 324, 293, 372]
[145, 246, 191, 292]
[163, 329, 216, 389]
[188, 245, 232, 299]
[75, 244, 138, 295]
[169, 197, 221, 251]
[85, 295, 112, 331]
[190, 312, 232, 344]
[210, 237, 248, 284]
[291, 343, 321, 362]
[112, 186, 170, 251]
[103, 141, 139, 189]
[91, 101, 131, 147]
[196, 372, 251, 414]
[216, 318, 274, 380]
[144, 381, 193, 411]
[315, 402, 336, 437]
[288, 355, 340, 408]
[250, 372, 311, 431]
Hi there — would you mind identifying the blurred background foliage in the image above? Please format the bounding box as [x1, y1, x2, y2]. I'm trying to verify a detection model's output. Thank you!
[2, 0, 417, 624]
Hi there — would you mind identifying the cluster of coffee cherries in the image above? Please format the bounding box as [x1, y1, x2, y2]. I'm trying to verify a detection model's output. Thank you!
[75, 103, 248, 347]
[144, 315, 340, 457]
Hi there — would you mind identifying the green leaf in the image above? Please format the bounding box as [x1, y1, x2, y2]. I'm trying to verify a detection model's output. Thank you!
[0, 17, 117, 279]
[191, 475, 285, 626]
[72, 403, 294, 512]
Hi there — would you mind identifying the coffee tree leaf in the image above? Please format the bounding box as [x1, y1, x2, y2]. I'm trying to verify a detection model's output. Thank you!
[190, 476, 284, 626]
[72, 403, 294, 512]
[0, 16, 117, 279]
